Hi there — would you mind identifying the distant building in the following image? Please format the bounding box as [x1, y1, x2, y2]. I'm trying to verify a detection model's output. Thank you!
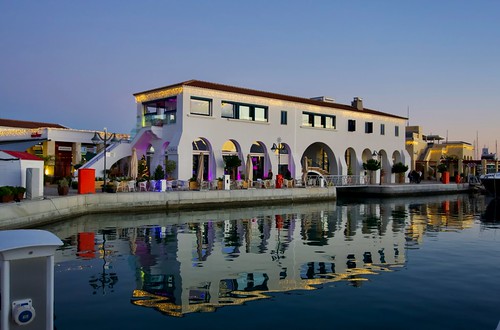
[405, 125, 477, 179]
[0, 118, 129, 182]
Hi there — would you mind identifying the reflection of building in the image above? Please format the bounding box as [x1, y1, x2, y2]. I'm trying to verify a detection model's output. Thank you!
[53, 202, 409, 317]
[405, 126, 476, 179]
[81, 80, 409, 183]
[0, 118, 129, 182]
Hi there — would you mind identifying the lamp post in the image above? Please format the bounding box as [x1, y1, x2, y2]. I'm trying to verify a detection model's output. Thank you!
[372, 150, 382, 185]
[271, 137, 286, 175]
[92, 128, 120, 189]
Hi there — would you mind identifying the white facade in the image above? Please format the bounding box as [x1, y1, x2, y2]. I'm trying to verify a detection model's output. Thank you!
[130, 80, 410, 184]
[0, 151, 43, 187]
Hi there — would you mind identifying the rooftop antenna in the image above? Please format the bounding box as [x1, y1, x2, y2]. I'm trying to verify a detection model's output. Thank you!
[407, 106, 410, 126]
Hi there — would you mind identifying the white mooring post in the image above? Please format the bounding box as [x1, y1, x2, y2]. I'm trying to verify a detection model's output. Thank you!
[0, 230, 62, 330]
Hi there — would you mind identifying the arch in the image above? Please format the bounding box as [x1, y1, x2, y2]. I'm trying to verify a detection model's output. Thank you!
[222, 139, 244, 179]
[249, 141, 270, 180]
[302, 142, 337, 176]
[146, 144, 155, 176]
[344, 147, 358, 175]
[192, 137, 214, 181]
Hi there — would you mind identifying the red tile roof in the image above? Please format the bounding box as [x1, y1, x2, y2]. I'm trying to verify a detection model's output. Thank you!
[1, 150, 43, 161]
[134, 79, 407, 120]
[0, 118, 67, 129]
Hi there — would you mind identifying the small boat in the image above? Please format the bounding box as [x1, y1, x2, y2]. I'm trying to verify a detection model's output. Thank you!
[480, 172, 500, 198]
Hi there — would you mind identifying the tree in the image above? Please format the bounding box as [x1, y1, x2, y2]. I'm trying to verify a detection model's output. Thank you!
[153, 164, 165, 180]
[164, 160, 177, 179]
[224, 155, 242, 180]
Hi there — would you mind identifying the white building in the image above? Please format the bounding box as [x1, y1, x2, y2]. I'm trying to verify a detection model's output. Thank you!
[82, 80, 410, 184]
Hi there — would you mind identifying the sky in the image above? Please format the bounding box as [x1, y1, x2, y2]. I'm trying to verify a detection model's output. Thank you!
[1, 1, 499, 156]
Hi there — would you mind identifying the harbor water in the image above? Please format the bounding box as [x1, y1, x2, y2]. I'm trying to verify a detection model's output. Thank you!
[40, 193, 500, 330]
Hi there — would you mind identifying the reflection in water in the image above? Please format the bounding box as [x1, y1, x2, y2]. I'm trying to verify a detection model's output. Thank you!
[47, 194, 484, 318]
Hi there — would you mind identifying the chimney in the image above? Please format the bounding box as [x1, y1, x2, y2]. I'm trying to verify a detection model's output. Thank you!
[352, 97, 363, 110]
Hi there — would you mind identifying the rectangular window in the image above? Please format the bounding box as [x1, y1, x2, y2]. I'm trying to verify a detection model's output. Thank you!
[222, 101, 268, 122]
[239, 105, 251, 120]
[281, 111, 287, 125]
[254, 107, 266, 122]
[395, 125, 400, 137]
[380, 124, 385, 135]
[365, 122, 373, 133]
[302, 111, 336, 129]
[221, 102, 235, 118]
[190, 97, 212, 116]
[348, 119, 356, 132]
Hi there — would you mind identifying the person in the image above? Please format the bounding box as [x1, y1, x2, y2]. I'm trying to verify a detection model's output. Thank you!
[267, 169, 273, 180]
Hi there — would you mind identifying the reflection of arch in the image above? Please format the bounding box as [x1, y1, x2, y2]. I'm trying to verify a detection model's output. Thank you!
[302, 143, 336, 175]
[222, 139, 244, 178]
[192, 137, 213, 181]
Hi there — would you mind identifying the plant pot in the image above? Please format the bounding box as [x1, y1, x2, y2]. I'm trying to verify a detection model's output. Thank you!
[58, 186, 69, 196]
[189, 181, 199, 190]
[217, 181, 223, 190]
[0, 195, 14, 203]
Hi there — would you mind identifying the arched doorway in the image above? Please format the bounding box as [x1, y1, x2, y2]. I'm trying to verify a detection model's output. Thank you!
[222, 140, 243, 179]
[192, 138, 212, 181]
[344, 148, 357, 175]
[303, 143, 336, 175]
[250, 141, 267, 179]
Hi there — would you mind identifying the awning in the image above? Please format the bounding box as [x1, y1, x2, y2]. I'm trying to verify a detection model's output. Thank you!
[0, 138, 48, 151]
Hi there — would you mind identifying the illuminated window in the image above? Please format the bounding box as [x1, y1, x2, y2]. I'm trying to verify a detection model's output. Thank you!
[190, 97, 212, 116]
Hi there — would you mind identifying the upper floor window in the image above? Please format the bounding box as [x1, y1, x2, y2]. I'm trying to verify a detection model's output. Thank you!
[395, 125, 400, 137]
[221, 101, 268, 122]
[142, 97, 177, 126]
[365, 122, 373, 134]
[281, 111, 288, 125]
[190, 97, 212, 116]
[348, 119, 356, 132]
[302, 112, 336, 129]
[380, 123, 385, 135]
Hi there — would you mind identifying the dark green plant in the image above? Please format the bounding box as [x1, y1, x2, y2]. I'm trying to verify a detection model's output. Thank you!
[224, 155, 242, 179]
[58, 178, 69, 187]
[164, 160, 177, 178]
[363, 159, 381, 171]
[437, 163, 448, 173]
[14, 186, 26, 194]
[153, 165, 165, 180]
[0, 186, 14, 196]
[391, 162, 408, 174]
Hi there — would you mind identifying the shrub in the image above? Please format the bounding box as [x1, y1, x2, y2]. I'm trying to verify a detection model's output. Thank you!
[363, 159, 381, 171]
[391, 162, 408, 174]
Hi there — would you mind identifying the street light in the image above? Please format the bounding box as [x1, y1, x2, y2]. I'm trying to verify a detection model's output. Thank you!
[372, 150, 382, 185]
[271, 137, 286, 175]
[92, 127, 120, 189]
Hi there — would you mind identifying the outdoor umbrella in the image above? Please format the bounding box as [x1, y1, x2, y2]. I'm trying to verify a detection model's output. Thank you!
[246, 155, 253, 184]
[128, 148, 138, 180]
[196, 154, 204, 183]
[302, 156, 308, 186]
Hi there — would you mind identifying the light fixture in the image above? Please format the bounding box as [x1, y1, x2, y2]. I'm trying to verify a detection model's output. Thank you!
[91, 128, 121, 190]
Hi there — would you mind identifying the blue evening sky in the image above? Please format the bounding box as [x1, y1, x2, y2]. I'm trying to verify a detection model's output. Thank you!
[1, 1, 499, 155]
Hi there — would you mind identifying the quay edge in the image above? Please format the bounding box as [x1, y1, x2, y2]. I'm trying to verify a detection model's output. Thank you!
[336, 182, 472, 197]
[0, 187, 336, 230]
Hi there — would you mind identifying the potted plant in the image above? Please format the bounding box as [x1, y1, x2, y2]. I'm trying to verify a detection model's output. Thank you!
[13, 186, 26, 200]
[164, 160, 177, 180]
[217, 177, 224, 190]
[437, 163, 449, 183]
[223, 155, 242, 180]
[0, 186, 14, 203]
[391, 162, 408, 183]
[57, 178, 70, 196]
[363, 159, 381, 184]
[103, 181, 118, 193]
[189, 176, 199, 190]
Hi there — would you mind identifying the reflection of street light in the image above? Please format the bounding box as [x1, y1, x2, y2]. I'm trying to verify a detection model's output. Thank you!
[372, 150, 382, 185]
[271, 137, 286, 175]
[92, 128, 121, 189]
[89, 229, 118, 295]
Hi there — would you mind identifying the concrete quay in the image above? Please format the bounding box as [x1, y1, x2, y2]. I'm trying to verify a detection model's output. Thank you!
[0, 186, 336, 230]
[337, 181, 473, 197]
[0, 181, 475, 230]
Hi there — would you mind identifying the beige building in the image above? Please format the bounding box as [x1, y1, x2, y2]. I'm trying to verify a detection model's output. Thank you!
[405, 126, 475, 180]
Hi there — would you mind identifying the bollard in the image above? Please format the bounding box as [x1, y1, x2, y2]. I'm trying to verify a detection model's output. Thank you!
[0, 230, 62, 330]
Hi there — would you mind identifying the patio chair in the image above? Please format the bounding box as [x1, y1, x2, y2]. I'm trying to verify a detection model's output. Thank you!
[116, 181, 127, 192]
[127, 180, 136, 192]
[138, 181, 147, 191]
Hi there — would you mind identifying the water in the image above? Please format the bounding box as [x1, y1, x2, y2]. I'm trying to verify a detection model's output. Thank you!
[40, 194, 500, 330]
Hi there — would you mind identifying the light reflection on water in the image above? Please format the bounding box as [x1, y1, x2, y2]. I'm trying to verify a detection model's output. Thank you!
[42, 194, 500, 329]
